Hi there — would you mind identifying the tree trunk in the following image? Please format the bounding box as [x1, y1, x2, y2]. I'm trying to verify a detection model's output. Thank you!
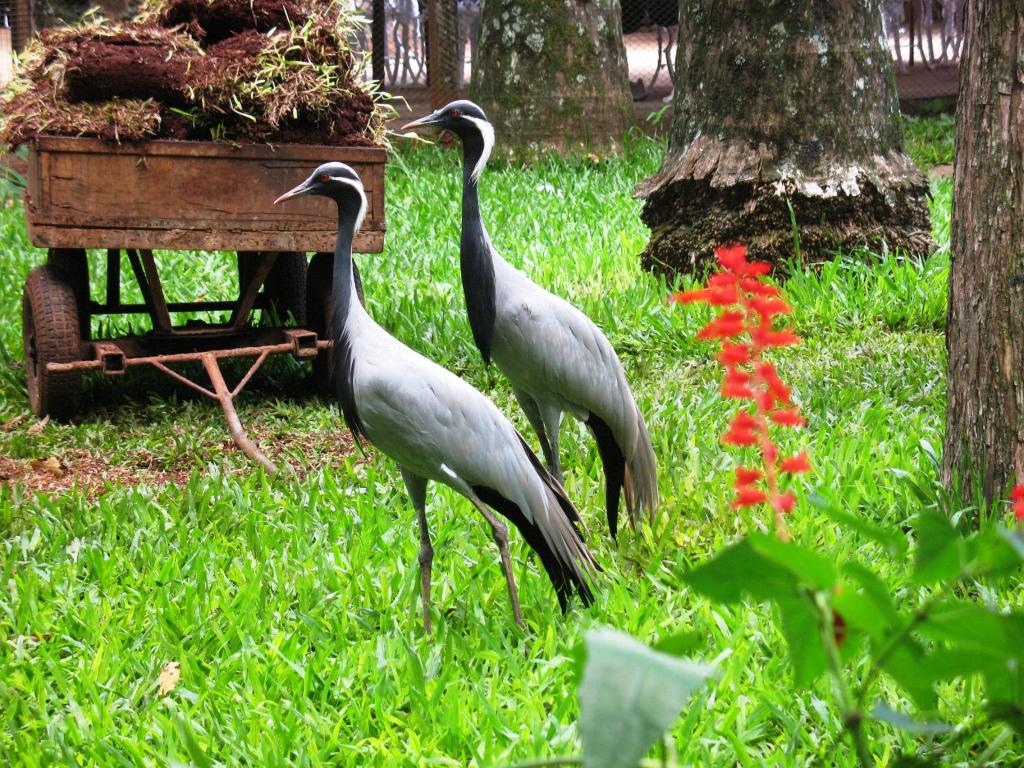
[470, 0, 633, 159]
[942, 1, 1024, 509]
[636, 0, 933, 275]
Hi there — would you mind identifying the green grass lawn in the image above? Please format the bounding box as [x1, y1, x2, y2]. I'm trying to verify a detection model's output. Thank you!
[1, 123, 1018, 766]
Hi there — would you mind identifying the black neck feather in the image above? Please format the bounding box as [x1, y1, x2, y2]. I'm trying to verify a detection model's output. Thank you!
[330, 206, 365, 439]
[460, 133, 496, 365]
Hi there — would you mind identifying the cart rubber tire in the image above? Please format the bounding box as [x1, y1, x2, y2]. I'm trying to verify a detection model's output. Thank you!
[22, 265, 84, 421]
[306, 253, 365, 397]
[47, 248, 90, 340]
[237, 251, 307, 326]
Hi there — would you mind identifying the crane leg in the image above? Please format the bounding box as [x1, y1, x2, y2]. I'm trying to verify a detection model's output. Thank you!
[471, 498, 526, 630]
[514, 387, 558, 476]
[401, 469, 434, 635]
[538, 403, 565, 485]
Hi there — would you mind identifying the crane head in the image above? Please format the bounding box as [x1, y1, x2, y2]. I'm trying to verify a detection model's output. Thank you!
[275, 162, 367, 233]
[402, 101, 494, 182]
[401, 100, 490, 137]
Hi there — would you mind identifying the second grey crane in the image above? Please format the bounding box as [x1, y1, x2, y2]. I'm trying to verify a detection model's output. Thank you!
[402, 101, 660, 538]
[275, 162, 597, 632]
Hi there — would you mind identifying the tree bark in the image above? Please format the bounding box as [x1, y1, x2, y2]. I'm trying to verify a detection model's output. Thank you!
[471, 0, 633, 159]
[942, 1, 1024, 509]
[636, 0, 933, 274]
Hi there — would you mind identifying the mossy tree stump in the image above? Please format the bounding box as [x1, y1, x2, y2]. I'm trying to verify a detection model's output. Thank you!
[471, 0, 633, 159]
[635, 0, 933, 275]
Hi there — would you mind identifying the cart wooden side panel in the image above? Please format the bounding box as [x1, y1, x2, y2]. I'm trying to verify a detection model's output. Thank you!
[25, 137, 386, 253]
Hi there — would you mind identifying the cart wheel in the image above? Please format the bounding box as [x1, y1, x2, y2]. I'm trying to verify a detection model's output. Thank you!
[237, 251, 308, 326]
[306, 253, 365, 397]
[22, 265, 84, 420]
[47, 248, 90, 340]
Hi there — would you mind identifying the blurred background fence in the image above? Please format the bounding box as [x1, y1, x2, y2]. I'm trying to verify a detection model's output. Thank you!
[1, 0, 966, 111]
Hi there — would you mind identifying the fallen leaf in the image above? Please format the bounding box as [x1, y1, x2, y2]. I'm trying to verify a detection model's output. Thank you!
[1, 415, 25, 431]
[30, 457, 65, 478]
[27, 416, 50, 435]
[158, 661, 181, 696]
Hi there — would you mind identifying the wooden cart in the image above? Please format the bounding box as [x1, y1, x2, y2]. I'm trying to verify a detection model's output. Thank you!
[20, 137, 386, 472]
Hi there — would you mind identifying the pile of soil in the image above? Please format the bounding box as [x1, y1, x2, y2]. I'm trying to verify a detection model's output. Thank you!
[0, 0, 387, 148]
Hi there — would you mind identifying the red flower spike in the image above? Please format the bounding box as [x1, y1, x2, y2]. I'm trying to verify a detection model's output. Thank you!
[725, 367, 751, 385]
[756, 363, 791, 403]
[730, 412, 758, 431]
[780, 453, 813, 474]
[833, 609, 847, 648]
[744, 280, 781, 297]
[670, 288, 711, 304]
[1010, 484, 1024, 501]
[735, 467, 763, 487]
[773, 492, 797, 513]
[718, 343, 752, 366]
[722, 428, 758, 446]
[715, 244, 748, 273]
[755, 390, 775, 412]
[749, 297, 792, 318]
[770, 408, 805, 427]
[707, 285, 741, 306]
[708, 272, 739, 288]
[763, 442, 779, 463]
[697, 312, 745, 340]
[733, 486, 768, 508]
[745, 261, 772, 276]
[1012, 485, 1024, 522]
[722, 381, 755, 399]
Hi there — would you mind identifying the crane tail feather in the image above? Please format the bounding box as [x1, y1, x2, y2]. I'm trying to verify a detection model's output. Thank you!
[472, 485, 595, 612]
[588, 408, 659, 536]
[627, 408, 660, 526]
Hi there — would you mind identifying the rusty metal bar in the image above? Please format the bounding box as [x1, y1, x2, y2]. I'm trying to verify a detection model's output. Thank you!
[126, 249, 162, 331]
[139, 250, 172, 333]
[201, 354, 279, 474]
[230, 350, 270, 398]
[47, 338, 331, 373]
[230, 251, 277, 329]
[150, 361, 217, 399]
[89, 300, 242, 315]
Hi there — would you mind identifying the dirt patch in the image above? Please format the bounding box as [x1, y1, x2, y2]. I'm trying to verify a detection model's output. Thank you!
[0, 450, 188, 499]
[0, 427, 361, 500]
[0, 1, 388, 148]
[64, 38, 198, 106]
[159, 0, 307, 44]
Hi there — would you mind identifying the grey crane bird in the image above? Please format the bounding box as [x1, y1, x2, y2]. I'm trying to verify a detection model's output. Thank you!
[402, 101, 659, 538]
[275, 162, 597, 632]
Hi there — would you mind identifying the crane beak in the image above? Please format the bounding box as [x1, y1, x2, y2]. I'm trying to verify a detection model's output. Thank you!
[400, 113, 442, 132]
[274, 179, 314, 205]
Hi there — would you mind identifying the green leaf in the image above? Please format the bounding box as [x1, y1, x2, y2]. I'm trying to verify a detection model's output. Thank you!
[775, 593, 828, 687]
[579, 628, 713, 768]
[999, 526, 1024, 561]
[749, 533, 837, 590]
[833, 590, 887, 641]
[880, 639, 939, 711]
[913, 510, 966, 583]
[682, 539, 796, 603]
[653, 631, 703, 657]
[871, 702, 951, 735]
[842, 562, 901, 627]
[986, 702, 1024, 739]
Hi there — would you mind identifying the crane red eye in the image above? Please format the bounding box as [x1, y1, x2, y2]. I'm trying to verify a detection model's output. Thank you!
[450, 109, 460, 118]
